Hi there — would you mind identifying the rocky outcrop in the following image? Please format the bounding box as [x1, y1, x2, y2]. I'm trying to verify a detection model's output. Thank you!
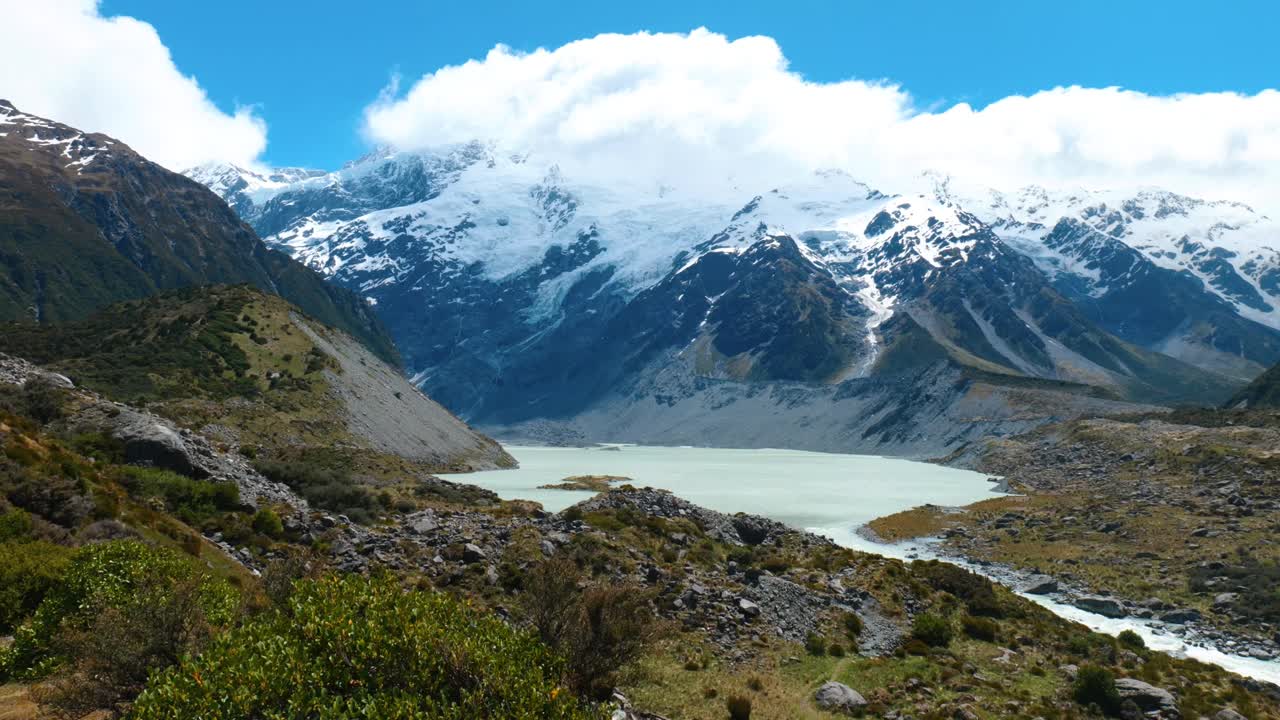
[575, 487, 789, 547]
[1, 352, 301, 508]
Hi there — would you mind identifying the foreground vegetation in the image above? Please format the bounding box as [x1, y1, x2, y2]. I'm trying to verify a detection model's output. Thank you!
[1, 375, 1276, 719]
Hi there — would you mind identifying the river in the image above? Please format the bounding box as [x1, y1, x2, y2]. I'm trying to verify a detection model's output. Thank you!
[443, 444, 1280, 685]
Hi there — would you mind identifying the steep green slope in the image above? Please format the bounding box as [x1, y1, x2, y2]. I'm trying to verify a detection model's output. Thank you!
[0, 100, 397, 365]
[1227, 361, 1280, 409]
[0, 285, 512, 474]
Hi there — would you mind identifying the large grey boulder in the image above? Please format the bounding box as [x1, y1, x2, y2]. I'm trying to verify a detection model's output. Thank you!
[1158, 608, 1201, 624]
[814, 681, 867, 714]
[111, 410, 205, 477]
[1022, 574, 1059, 594]
[1115, 678, 1178, 717]
[1074, 595, 1127, 618]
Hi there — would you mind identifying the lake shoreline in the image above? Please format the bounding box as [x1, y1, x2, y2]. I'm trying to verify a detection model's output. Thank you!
[838, 525, 1280, 687]
[450, 442, 1280, 689]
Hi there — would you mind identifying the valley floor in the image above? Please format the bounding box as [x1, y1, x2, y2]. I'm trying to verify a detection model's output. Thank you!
[869, 410, 1280, 664]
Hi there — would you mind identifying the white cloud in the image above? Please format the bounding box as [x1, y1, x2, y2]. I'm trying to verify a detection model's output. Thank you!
[364, 28, 1280, 212]
[0, 0, 266, 170]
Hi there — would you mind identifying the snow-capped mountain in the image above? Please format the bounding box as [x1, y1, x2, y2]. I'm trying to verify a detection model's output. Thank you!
[933, 176, 1280, 379]
[188, 149, 1270, 454]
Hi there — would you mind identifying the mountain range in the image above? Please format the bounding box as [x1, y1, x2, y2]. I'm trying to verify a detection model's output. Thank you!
[188, 144, 1280, 455]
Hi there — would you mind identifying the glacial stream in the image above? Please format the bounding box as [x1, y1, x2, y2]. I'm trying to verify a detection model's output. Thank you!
[444, 444, 1280, 685]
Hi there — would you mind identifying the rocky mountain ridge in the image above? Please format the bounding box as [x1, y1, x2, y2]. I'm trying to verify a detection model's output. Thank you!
[189, 145, 1280, 454]
[0, 100, 398, 364]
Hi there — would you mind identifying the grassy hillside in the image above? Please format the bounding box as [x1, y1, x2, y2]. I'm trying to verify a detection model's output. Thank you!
[0, 285, 511, 479]
[1227, 362, 1280, 409]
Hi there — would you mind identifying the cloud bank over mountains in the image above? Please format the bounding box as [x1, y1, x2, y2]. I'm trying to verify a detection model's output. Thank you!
[365, 29, 1280, 211]
[0, 0, 267, 170]
[4, 6, 1276, 211]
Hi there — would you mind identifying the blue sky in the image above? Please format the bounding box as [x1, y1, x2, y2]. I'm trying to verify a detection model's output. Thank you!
[103, 0, 1280, 170]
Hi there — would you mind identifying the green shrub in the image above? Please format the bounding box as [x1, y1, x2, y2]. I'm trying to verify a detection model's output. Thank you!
[842, 610, 863, 638]
[0, 508, 35, 542]
[961, 614, 999, 642]
[0, 540, 237, 681]
[1117, 629, 1145, 651]
[726, 695, 752, 720]
[119, 467, 241, 523]
[251, 508, 284, 538]
[20, 377, 66, 425]
[130, 574, 593, 719]
[1073, 664, 1121, 714]
[519, 557, 663, 700]
[913, 560, 1004, 617]
[0, 540, 73, 633]
[804, 632, 827, 656]
[911, 613, 953, 647]
[254, 458, 378, 523]
[902, 638, 932, 656]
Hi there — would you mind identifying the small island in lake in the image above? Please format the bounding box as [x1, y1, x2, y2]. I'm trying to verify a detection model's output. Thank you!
[538, 475, 632, 492]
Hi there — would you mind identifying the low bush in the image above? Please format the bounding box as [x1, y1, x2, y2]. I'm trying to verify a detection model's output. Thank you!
[251, 508, 284, 538]
[804, 632, 827, 656]
[913, 560, 1004, 617]
[0, 540, 238, 682]
[1073, 664, 1121, 715]
[129, 574, 593, 719]
[1117, 629, 1145, 651]
[19, 377, 67, 425]
[961, 614, 999, 642]
[254, 458, 379, 523]
[912, 613, 953, 647]
[0, 540, 73, 633]
[0, 507, 34, 542]
[119, 467, 241, 524]
[842, 610, 863, 638]
[519, 557, 663, 700]
[726, 695, 752, 720]
[902, 638, 932, 656]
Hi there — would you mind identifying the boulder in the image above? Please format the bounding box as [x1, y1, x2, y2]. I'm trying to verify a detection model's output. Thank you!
[409, 512, 439, 534]
[731, 515, 772, 545]
[813, 681, 867, 714]
[1074, 595, 1127, 618]
[1158, 609, 1201, 624]
[1213, 592, 1239, 607]
[462, 543, 488, 564]
[1215, 710, 1247, 720]
[737, 598, 761, 618]
[1115, 678, 1178, 716]
[112, 411, 204, 477]
[1022, 574, 1059, 595]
